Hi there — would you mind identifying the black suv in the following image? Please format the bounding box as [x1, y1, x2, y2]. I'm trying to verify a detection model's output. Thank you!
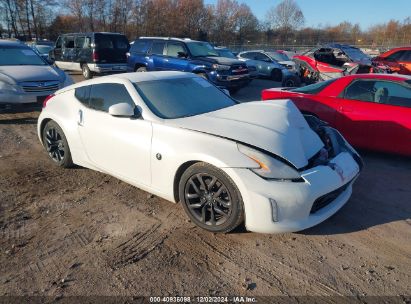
[127, 37, 250, 92]
[50, 32, 130, 79]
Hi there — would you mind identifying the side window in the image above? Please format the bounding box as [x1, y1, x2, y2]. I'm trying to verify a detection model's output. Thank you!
[89, 83, 134, 112]
[374, 81, 411, 107]
[344, 80, 376, 102]
[75, 86, 90, 105]
[150, 41, 166, 55]
[130, 40, 150, 53]
[166, 42, 186, 57]
[241, 52, 254, 59]
[64, 36, 74, 49]
[400, 51, 411, 61]
[75, 36, 86, 48]
[255, 53, 271, 62]
[55, 37, 62, 49]
[386, 50, 405, 61]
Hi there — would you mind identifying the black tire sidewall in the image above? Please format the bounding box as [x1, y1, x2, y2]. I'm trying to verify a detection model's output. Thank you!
[42, 121, 73, 168]
[179, 162, 244, 233]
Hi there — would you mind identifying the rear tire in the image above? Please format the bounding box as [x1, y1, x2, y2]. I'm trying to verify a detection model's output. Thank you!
[179, 162, 244, 233]
[136, 66, 147, 72]
[42, 121, 73, 168]
[82, 64, 93, 79]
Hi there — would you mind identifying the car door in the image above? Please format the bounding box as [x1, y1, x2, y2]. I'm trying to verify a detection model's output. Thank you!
[76, 83, 153, 186]
[253, 52, 273, 76]
[336, 79, 411, 155]
[162, 41, 190, 71]
[148, 40, 167, 71]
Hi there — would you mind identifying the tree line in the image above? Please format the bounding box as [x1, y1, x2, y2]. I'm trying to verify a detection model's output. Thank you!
[1, 0, 410, 47]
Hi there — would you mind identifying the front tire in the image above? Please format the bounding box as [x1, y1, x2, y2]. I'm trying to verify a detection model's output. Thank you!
[136, 66, 147, 72]
[42, 121, 73, 168]
[179, 162, 244, 233]
[271, 68, 282, 82]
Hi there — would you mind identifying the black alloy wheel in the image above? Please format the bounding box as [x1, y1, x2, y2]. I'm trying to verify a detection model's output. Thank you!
[42, 121, 73, 168]
[179, 162, 244, 233]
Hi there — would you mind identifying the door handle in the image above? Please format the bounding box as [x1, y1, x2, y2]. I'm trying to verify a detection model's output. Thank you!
[78, 109, 84, 126]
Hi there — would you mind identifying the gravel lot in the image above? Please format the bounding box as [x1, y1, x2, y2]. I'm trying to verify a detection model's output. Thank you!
[0, 74, 410, 300]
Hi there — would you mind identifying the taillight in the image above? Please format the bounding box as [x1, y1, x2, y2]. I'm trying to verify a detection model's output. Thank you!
[92, 50, 99, 62]
[43, 94, 55, 108]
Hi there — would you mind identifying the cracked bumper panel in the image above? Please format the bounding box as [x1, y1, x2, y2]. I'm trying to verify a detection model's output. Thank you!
[225, 151, 360, 234]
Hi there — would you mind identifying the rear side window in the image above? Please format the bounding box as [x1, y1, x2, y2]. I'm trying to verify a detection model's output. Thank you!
[386, 50, 406, 61]
[75, 86, 90, 105]
[150, 41, 166, 55]
[89, 83, 134, 112]
[400, 51, 411, 61]
[64, 36, 74, 48]
[130, 40, 151, 53]
[75, 36, 91, 49]
[95, 34, 129, 50]
[166, 42, 186, 57]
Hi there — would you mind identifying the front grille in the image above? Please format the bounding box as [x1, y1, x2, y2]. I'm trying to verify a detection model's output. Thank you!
[310, 182, 351, 214]
[21, 81, 60, 93]
[230, 64, 248, 75]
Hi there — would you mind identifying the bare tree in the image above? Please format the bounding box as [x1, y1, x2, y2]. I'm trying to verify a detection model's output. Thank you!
[265, 0, 304, 43]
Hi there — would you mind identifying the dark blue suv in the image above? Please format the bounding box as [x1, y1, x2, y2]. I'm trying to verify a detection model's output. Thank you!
[127, 37, 250, 92]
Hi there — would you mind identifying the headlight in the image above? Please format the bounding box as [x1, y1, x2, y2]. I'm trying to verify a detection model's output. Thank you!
[212, 64, 231, 71]
[0, 81, 19, 93]
[237, 144, 301, 180]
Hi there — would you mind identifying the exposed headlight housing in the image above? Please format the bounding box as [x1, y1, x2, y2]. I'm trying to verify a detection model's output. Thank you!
[212, 64, 231, 71]
[0, 81, 19, 93]
[237, 144, 302, 181]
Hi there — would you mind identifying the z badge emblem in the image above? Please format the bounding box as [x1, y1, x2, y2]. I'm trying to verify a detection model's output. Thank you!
[329, 163, 344, 182]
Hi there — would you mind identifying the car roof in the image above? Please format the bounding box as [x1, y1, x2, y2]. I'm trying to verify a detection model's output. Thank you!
[138, 37, 198, 43]
[0, 40, 29, 48]
[342, 73, 411, 82]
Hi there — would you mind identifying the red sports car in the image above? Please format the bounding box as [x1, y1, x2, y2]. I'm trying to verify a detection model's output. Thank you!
[261, 74, 411, 156]
[373, 47, 411, 75]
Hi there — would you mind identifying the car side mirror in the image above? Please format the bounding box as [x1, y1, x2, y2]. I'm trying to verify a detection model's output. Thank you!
[108, 102, 136, 117]
[177, 51, 188, 58]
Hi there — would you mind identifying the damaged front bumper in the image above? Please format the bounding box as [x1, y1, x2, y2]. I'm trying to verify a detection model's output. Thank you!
[225, 116, 362, 234]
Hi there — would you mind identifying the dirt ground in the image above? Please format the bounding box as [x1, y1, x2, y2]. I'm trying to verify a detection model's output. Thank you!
[0, 77, 410, 301]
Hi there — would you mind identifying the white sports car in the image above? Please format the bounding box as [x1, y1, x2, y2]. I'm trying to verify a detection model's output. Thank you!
[37, 71, 362, 234]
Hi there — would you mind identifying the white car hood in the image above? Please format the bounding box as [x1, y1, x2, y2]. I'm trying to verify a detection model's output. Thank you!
[279, 60, 296, 66]
[0, 65, 64, 84]
[166, 99, 324, 169]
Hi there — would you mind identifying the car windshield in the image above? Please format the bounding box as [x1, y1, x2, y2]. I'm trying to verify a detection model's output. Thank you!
[134, 77, 237, 119]
[186, 42, 219, 57]
[290, 79, 337, 94]
[34, 45, 53, 55]
[0, 47, 46, 66]
[267, 52, 289, 62]
[341, 46, 370, 62]
[216, 49, 236, 58]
